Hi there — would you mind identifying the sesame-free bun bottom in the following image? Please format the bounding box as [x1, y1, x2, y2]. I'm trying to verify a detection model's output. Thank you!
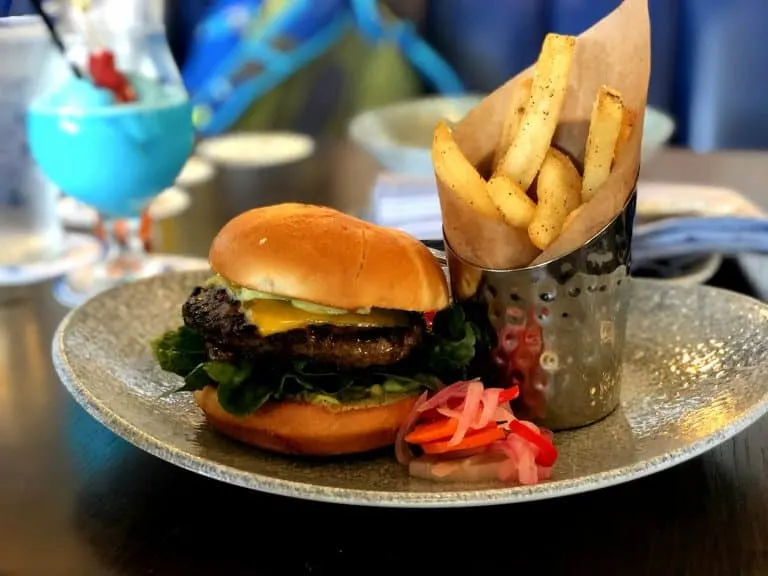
[194, 386, 420, 456]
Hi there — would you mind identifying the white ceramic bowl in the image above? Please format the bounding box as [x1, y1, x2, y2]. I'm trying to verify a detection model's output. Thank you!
[348, 95, 676, 174]
[348, 95, 484, 175]
[641, 106, 676, 164]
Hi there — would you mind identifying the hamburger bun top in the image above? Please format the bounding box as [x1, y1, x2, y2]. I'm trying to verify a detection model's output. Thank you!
[208, 203, 450, 312]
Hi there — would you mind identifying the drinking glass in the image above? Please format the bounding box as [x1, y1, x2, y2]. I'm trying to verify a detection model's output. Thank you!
[26, 0, 194, 302]
[0, 15, 64, 266]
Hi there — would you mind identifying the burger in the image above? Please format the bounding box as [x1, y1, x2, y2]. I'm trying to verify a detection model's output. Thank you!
[151, 203, 479, 457]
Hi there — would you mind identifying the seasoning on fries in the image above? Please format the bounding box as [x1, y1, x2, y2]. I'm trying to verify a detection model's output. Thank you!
[581, 86, 625, 203]
[431, 30, 639, 259]
[497, 33, 576, 191]
[486, 175, 536, 228]
[493, 77, 533, 172]
[432, 120, 503, 222]
[529, 147, 582, 250]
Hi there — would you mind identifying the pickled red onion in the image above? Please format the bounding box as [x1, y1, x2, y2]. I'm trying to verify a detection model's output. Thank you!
[417, 380, 474, 413]
[395, 391, 429, 465]
[436, 406, 462, 419]
[432, 385, 510, 441]
[409, 451, 552, 484]
[437, 446, 490, 460]
[448, 380, 484, 446]
[497, 457, 519, 482]
[538, 465, 554, 480]
[436, 386, 499, 418]
[494, 404, 515, 428]
[475, 388, 501, 429]
[409, 453, 507, 483]
[436, 387, 505, 424]
[431, 461, 464, 478]
[494, 434, 538, 484]
[398, 376, 557, 486]
[507, 419, 558, 467]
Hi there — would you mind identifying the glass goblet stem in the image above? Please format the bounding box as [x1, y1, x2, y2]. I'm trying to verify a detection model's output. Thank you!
[94, 212, 156, 281]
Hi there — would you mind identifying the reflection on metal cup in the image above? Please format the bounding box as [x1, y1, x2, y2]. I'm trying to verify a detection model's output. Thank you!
[442, 190, 636, 430]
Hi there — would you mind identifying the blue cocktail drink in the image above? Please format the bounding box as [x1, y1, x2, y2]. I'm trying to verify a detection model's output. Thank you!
[28, 74, 193, 218]
[26, 0, 196, 307]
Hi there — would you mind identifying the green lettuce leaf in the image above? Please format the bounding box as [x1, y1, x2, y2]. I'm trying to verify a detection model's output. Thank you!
[422, 304, 483, 381]
[150, 329, 443, 416]
[149, 303, 485, 417]
[150, 326, 207, 377]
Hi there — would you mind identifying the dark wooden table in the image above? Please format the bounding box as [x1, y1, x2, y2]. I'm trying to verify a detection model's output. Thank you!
[2, 147, 768, 576]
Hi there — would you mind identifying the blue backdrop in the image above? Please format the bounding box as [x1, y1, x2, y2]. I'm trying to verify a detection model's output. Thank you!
[423, 0, 768, 152]
[7, 0, 766, 151]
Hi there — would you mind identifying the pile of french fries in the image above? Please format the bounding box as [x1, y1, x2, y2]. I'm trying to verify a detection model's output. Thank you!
[433, 33, 635, 251]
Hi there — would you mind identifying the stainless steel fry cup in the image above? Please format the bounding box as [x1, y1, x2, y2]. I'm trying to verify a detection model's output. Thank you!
[433, 190, 636, 431]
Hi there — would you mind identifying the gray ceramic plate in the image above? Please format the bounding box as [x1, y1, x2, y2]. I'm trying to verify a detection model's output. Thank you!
[52, 271, 768, 508]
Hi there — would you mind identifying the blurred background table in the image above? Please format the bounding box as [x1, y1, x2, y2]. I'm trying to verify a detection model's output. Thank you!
[2, 146, 768, 576]
[99, 144, 768, 261]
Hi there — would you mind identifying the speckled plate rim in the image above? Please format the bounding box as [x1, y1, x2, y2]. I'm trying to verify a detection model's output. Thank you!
[52, 277, 768, 508]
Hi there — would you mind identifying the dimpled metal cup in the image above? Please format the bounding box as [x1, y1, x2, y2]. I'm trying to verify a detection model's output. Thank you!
[436, 190, 636, 431]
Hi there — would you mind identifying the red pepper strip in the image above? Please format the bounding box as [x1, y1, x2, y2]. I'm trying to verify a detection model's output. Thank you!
[497, 385, 520, 404]
[423, 311, 436, 330]
[508, 419, 558, 467]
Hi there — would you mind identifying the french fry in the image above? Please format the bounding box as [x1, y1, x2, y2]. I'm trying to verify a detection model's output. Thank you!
[493, 77, 533, 172]
[528, 147, 582, 249]
[498, 33, 576, 191]
[562, 205, 584, 231]
[485, 175, 536, 228]
[614, 107, 637, 164]
[581, 86, 624, 203]
[432, 121, 503, 222]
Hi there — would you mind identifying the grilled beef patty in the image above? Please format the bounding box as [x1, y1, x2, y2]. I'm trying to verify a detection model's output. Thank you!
[181, 286, 424, 369]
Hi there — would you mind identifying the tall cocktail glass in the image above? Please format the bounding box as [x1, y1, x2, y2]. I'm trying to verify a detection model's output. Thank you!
[27, 0, 194, 303]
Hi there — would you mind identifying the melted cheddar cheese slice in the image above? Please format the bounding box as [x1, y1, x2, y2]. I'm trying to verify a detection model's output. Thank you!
[204, 274, 409, 335]
[240, 299, 409, 336]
